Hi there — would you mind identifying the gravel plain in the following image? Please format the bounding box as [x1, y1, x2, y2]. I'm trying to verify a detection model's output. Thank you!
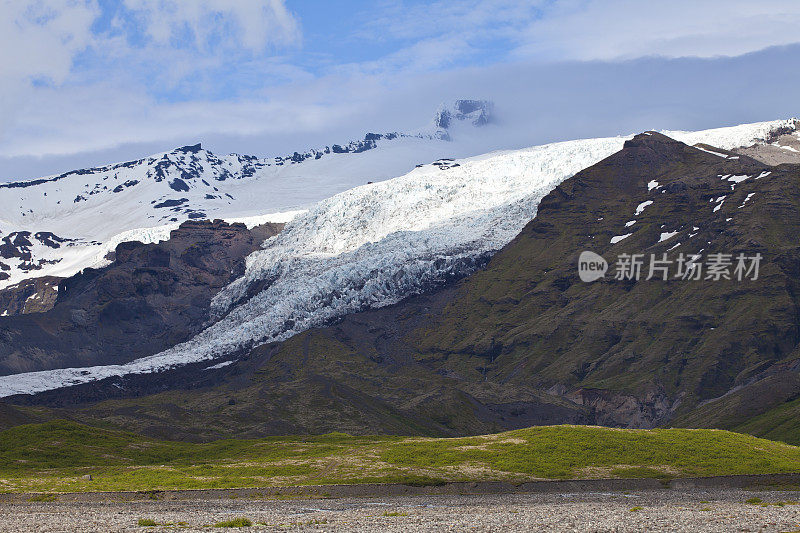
[3, 488, 800, 532]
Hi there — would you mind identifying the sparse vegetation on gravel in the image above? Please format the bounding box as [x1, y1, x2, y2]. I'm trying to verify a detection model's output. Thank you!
[5, 489, 800, 533]
[213, 517, 252, 528]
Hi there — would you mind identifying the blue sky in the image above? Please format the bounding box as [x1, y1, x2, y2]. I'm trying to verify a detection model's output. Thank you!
[1, 0, 800, 181]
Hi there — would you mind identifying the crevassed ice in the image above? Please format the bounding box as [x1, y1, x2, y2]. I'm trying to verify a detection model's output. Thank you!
[0, 135, 629, 397]
[1, 118, 796, 397]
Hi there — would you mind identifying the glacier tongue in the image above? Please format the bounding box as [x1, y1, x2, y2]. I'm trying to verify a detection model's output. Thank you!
[178, 135, 638, 355]
[0, 118, 796, 398]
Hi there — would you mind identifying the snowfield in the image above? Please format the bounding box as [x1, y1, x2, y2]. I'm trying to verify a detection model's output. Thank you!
[0, 100, 499, 291]
[0, 119, 797, 397]
[0, 137, 462, 290]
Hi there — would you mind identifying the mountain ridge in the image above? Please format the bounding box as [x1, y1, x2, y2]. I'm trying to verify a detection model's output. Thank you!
[0, 100, 497, 293]
[5, 127, 800, 447]
[0, 118, 799, 404]
[0, 99, 495, 189]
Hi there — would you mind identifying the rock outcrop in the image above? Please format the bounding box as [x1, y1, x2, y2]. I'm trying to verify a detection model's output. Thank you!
[0, 220, 282, 375]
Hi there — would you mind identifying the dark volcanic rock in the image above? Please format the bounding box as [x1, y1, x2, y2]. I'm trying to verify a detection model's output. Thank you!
[0, 231, 75, 278]
[0, 232, 33, 260]
[0, 219, 282, 375]
[0, 276, 62, 316]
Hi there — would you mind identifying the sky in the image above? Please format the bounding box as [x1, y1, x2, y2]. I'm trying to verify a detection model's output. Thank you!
[1, 0, 800, 182]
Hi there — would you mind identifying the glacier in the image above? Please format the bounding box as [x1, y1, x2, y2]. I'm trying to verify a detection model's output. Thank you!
[0, 101, 500, 291]
[0, 119, 797, 397]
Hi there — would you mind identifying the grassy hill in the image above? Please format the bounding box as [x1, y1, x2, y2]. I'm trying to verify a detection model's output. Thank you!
[2, 420, 800, 493]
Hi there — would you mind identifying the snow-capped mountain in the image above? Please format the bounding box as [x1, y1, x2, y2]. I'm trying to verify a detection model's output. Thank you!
[0, 100, 495, 290]
[433, 99, 493, 133]
[0, 117, 797, 397]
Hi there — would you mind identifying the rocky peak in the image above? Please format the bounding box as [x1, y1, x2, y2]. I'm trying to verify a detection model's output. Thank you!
[173, 143, 203, 154]
[623, 131, 684, 148]
[434, 99, 494, 130]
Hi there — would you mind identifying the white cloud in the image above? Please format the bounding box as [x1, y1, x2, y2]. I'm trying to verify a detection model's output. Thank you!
[0, 81, 356, 158]
[0, 0, 98, 84]
[121, 0, 300, 51]
[517, 0, 800, 61]
[345, 0, 541, 74]
[359, 0, 800, 66]
[343, 0, 800, 80]
[0, 0, 99, 139]
[2, 0, 800, 173]
[0, 0, 302, 148]
[355, 0, 541, 42]
[331, 35, 474, 78]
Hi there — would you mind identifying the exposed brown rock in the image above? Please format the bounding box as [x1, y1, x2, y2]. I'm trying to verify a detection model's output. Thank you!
[0, 219, 282, 375]
[0, 276, 62, 316]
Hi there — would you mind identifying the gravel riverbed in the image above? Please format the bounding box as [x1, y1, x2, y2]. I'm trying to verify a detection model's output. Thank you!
[3, 488, 800, 532]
